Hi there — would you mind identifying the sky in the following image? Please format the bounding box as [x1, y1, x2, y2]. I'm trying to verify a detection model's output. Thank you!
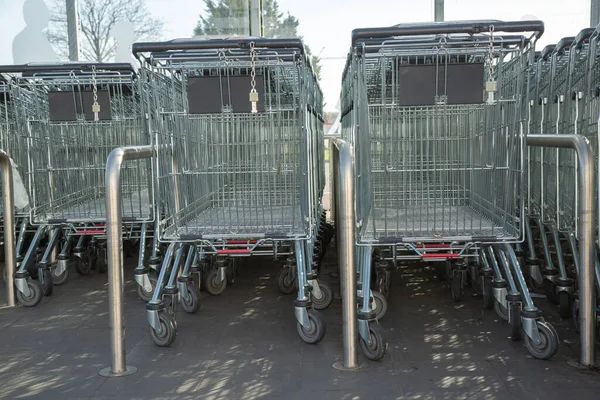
[0, 0, 591, 110]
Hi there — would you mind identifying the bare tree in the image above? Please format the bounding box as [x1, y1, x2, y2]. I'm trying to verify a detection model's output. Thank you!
[46, 0, 163, 62]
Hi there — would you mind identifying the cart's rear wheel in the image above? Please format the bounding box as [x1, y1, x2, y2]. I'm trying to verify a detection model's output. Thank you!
[205, 268, 226, 296]
[297, 309, 326, 344]
[359, 322, 388, 361]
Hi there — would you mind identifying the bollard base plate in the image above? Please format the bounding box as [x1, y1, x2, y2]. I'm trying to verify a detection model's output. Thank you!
[99, 365, 138, 377]
[567, 359, 599, 371]
[332, 361, 367, 372]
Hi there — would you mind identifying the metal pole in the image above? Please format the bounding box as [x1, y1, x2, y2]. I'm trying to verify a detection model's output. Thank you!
[527, 134, 596, 367]
[249, 0, 262, 37]
[0, 151, 16, 308]
[332, 139, 361, 371]
[66, 0, 80, 61]
[592, 0, 600, 28]
[434, 0, 444, 22]
[99, 145, 154, 378]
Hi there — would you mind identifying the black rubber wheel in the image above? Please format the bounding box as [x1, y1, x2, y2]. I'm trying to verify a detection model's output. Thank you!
[297, 309, 326, 344]
[524, 321, 559, 360]
[205, 268, 227, 296]
[372, 290, 388, 320]
[51, 264, 69, 286]
[74, 255, 91, 275]
[277, 266, 296, 295]
[150, 311, 177, 347]
[16, 279, 43, 307]
[226, 262, 237, 285]
[558, 291, 572, 319]
[376, 272, 391, 298]
[494, 301, 509, 321]
[136, 275, 157, 302]
[181, 283, 201, 314]
[510, 303, 522, 341]
[312, 281, 333, 310]
[482, 276, 494, 310]
[359, 322, 388, 361]
[450, 272, 464, 302]
[40, 268, 53, 296]
[544, 279, 558, 304]
[469, 265, 482, 295]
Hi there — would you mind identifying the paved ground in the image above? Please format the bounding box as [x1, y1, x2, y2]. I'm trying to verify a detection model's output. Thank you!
[0, 242, 599, 400]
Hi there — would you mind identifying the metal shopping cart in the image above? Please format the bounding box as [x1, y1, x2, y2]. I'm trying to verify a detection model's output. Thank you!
[522, 44, 555, 295]
[343, 20, 559, 359]
[546, 27, 600, 326]
[0, 74, 33, 285]
[132, 38, 329, 347]
[0, 63, 154, 306]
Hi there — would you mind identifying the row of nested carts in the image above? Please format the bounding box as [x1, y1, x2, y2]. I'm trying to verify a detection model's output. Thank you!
[0, 19, 598, 362]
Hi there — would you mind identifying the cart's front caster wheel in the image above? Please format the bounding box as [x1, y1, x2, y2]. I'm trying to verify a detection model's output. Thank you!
[372, 290, 388, 320]
[51, 264, 69, 286]
[377, 272, 391, 298]
[150, 311, 177, 347]
[74, 256, 91, 275]
[359, 322, 388, 361]
[510, 303, 522, 341]
[297, 309, 326, 344]
[205, 268, 226, 296]
[468, 264, 482, 294]
[277, 266, 296, 295]
[40, 268, 53, 296]
[544, 279, 558, 304]
[482, 276, 494, 310]
[558, 291, 572, 319]
[226, 263, 237, 285]
[137, 276, 157, 302]
[450, 273, 464, 302]
[181, 283, 201, 314]
[16, 279, 43, 307]
[494, 300, 509, 321]
[311, 281, 333, 310]
[524, 321, 559, 360]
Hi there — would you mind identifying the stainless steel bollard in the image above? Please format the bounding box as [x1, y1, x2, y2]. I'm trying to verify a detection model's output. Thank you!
[0, 151, 16, 308]
[99, 145, 154, 377]
[527, 134, 596, 368]
[331, 139, 361, 371]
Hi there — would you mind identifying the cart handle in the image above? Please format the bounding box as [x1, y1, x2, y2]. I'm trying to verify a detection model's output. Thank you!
[555, 36, 576, 54]
[574, 28, 596, 48]
[351, 20, 544, 46]
[132, 38, 305, 56]
[0, 62, 135, 74]
[540, 44, 556, 60]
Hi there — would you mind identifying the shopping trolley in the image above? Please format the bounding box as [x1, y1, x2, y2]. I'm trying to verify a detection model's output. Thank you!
[0, 75, 33, 285]
[522, 44, 555, 295]
[552, 27, 600, 326]
[0, 63, 154, 306]
[343, 20, 559, 359]
[536, 37, 580, 314]
[133, 38, 329, 347]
